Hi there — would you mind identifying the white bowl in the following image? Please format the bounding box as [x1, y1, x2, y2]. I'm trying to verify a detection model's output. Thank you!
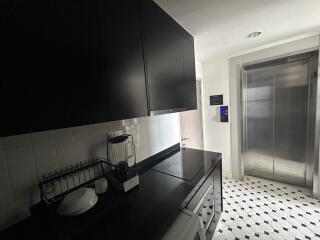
[57, 187, 98, 216]
[94, 177, 108, 194]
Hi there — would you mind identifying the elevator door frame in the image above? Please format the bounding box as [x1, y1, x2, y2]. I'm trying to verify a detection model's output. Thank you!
[241, 51, 318, 188]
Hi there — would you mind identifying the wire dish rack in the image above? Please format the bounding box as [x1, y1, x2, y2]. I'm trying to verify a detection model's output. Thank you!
[39, 158, 110, 204]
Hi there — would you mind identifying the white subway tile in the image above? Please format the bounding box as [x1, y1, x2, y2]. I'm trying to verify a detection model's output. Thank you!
[0, 139, 15, 231]
[72, 126, 90, 162]
[136, 116, 148, 125]
[31, 131, 58, 177]
[87, 124, 109, 159]
[105, 120, 122, 132]
[151, 119, 161, 153]
[53, 128, 75, 168]
[3, 134, 36, 212]
[121, 119, 133, 126]
[3, 134, 31, 149]
[131, 124, 141, 147]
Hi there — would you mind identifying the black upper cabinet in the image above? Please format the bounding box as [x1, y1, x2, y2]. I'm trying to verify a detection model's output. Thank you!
[31, 0, 148, 131]
[0, 0, 196, 137]
[1, 0, 103, 135]
[1, 0, 148, 136]
[182, 31, 197, 110]
[140, 0, 196, 113]
[98, 0, 148, 121]
[1, 0, 44, 136]
[31, 0, 102, 132]
[140, 0, 185, 112]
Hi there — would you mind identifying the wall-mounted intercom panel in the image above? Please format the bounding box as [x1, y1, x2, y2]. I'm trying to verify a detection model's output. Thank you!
[210, 95, 223, 105]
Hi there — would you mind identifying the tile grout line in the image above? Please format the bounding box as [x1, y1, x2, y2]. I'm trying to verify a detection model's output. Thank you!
[51, 130, 59, 171]
[30, 134, 38, 180]
[70, 128, 76, 166]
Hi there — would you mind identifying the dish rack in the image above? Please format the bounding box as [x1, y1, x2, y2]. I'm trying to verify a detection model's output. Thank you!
[39, 158, 110, 204]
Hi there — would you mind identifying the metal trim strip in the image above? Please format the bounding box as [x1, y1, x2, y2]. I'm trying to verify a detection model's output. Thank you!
[150, 107, 186, 116]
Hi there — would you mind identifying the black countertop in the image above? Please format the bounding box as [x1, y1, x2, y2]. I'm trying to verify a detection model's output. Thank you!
[0, 145, 221, 240]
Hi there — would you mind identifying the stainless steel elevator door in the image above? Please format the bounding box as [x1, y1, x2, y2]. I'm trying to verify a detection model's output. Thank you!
[243, 60, 309, 186]
[274, 61, 309, 186]
[245, 68, 274, 181]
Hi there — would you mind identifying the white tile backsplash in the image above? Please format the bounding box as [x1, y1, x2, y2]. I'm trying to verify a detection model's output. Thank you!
[2, 134, 37, 222]
[0, 113, 180, 230]
[53, 128, 75, 168]
[31, 131, 58, 177]
[87, 123, 110, 159]
[72, 126, 90, 162]
[0, 140, 16, 230]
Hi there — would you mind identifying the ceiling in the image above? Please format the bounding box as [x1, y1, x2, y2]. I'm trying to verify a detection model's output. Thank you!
[154, 0, 320, 62]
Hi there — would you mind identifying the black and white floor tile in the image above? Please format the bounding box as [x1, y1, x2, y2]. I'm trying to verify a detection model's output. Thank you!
[213, 176, 320, 240]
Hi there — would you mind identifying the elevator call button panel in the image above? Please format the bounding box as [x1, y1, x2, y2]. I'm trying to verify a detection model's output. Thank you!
[220, 106, 228, 122]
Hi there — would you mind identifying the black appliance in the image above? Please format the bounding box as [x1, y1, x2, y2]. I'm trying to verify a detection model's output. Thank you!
[152, 150, 203, 181]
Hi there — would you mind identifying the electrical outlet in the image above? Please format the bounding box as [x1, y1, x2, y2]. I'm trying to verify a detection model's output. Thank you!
[107, 130, 123, 139]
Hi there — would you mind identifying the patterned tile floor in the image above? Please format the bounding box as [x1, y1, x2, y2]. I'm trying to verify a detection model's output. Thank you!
[212, 176, 320, 240]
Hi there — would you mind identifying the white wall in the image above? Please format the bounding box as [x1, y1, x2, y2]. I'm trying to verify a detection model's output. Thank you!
[202, 56, 231, 176]
[195, 60, 203, 80]
[0, 114, 180, 230]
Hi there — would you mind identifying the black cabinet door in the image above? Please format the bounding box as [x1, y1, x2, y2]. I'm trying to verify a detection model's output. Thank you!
[140, 0, 185, 112]
[182, 32, 197, 110]
[1, 0, 103, 135]
[0, 0, 47, 136]
[30, 0, 102, 132]
[1, 0, 148, 137]
[97, 0, 148, 121]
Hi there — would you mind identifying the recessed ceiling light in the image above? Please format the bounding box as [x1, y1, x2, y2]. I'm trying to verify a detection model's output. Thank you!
[247, 31, 263, 39]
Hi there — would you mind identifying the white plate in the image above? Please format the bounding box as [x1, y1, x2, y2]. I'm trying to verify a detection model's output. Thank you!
[57, 187, 98, 216]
